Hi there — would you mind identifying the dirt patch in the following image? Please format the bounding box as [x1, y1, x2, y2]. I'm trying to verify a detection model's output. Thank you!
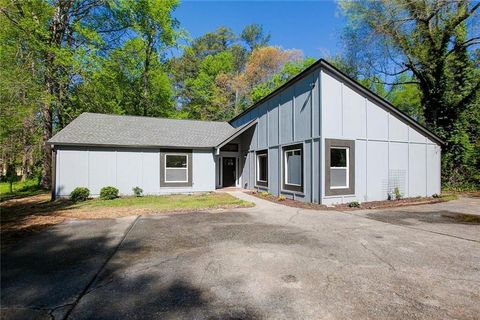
[249, 191, 454, 210]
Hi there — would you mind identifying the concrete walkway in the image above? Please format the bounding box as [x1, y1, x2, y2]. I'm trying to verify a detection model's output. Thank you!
[1, 193, 479, 319]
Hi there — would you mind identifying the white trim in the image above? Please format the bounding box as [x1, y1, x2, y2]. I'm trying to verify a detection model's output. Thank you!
[330, 147, 349, 189]
[256, 153, 268, 183]
[284, 148, 302, 186]
[164, 153, 188, 183]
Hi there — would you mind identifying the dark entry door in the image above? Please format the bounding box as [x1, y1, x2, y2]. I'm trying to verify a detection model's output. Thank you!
[222, 157, 236, 187]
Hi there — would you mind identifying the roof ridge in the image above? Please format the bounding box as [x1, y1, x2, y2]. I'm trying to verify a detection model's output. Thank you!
[82, 112, 230, 125]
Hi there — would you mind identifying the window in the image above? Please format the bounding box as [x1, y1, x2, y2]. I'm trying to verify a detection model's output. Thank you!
[165, 154, 188, 182]
[330, 148, 349, 188]
[256, 150, 268, 187]
[160, 149, 192, 187]
[282, 144, 303, 192]
[325, 139, 355, 196]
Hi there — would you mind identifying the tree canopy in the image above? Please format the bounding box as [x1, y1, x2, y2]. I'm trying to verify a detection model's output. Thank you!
[336, 0, 479, 188]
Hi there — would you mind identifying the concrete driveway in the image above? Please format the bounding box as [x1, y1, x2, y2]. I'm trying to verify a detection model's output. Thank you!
[1, 193, 479, 320]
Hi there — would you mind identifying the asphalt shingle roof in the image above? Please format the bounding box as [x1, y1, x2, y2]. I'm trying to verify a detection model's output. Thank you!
[48, 113, 238, 148]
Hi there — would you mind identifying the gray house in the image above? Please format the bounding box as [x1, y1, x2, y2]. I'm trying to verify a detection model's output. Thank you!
[48, 59, 442, 204]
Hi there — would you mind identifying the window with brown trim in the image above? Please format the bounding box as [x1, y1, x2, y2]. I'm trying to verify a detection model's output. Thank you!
[282, 144, 303, 192]
[256, 150, 268, 187]
[325, 139, 355, 196]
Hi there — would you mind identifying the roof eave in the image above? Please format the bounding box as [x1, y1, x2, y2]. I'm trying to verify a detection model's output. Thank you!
[47, 141, 217, 150]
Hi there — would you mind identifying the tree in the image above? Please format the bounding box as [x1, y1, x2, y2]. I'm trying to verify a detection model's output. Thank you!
[339, 0, 480, 187]
[116, 0, 179, 116]
[1, 0, 179, 189]
[170, 27, 247, 119]
[251, 57, 316, 102]
[71, 38, 175, 118]
[240, 24, 271, 51]
[1, 0, 121, 188]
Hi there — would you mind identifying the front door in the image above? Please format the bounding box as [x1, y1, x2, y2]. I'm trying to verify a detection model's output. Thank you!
[222, 157, 236, 187]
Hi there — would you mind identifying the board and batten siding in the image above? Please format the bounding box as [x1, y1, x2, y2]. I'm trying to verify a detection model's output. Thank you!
[231, 65, 441, 204]
[55, 147, 216, 197]
[320, 70, 441, 204]
[232, 70, 322, 203]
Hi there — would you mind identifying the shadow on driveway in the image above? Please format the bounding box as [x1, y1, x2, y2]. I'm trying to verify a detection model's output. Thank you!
[366, 210, 480, 226]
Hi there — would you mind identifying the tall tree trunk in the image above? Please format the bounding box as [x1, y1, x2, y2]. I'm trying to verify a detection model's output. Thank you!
[40, 102, 53, 189]
[142, 37, 153, 116]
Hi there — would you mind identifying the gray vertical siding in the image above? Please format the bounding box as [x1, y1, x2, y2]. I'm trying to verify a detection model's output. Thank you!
[55, 147, 216, 197]
[233, 70, 321, 202]
[320, 69, 441, 204]
[232, 64, 440, 205]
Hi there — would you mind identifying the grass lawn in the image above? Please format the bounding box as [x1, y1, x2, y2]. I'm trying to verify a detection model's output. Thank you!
[74, 192, 252, 211]
[0, 178, 46, 202]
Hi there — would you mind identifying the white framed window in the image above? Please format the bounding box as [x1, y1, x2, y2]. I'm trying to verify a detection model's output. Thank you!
[330, 147, 349, 189]
[256, 151, 268, 185]
[164, 153, 188, 183]
[284, 148, 302, 186]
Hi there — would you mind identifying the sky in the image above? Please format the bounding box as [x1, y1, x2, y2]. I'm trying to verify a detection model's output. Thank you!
[171, 1, 346, 59]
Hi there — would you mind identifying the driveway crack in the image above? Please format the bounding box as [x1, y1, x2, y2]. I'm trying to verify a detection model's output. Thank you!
[61, 215, 141, 320]
[359, 242, 396, 272]
[288, 209, 303, 223]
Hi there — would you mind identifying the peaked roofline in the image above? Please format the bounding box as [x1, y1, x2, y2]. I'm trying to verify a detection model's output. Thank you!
[229, 59, 444, 146]
[215, 119, 258, 151]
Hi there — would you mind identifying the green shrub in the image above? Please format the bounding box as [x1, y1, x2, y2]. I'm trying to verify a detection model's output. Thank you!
[277, 195, 286, 201]
[70, 187, 90, 202]
[260, 191, 270, 198]
[132, 186, 143, 197]
[393, 187, 402, 200]
[348, 201, 360, 208]
[100, 186, 119, 200]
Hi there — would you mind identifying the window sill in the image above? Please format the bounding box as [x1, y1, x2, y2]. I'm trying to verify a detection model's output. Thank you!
[323, 193, 355, 198]
[280, 189, 305, 197]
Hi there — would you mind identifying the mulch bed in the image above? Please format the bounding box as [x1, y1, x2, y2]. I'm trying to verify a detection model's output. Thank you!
[249, 191, 451, 211]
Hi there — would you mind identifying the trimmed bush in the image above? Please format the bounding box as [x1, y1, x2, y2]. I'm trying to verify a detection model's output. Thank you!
[70, 187, 90, 202]
[100, 186, 119, 200]
[348, 201, 360, 208]
[132, 186, 143, 197]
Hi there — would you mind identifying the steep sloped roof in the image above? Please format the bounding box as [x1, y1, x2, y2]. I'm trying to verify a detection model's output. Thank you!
[229, 58, 444, 146]
[48, 113, 237, 148]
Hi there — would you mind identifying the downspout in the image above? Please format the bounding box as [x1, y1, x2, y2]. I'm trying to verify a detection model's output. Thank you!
[51, 146, 56, 201]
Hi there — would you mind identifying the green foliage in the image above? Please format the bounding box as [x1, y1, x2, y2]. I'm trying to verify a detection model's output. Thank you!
[251, 57, 316, 102]
[338, 0, 480, 190]
[277, 195, 286, 201]
[240, 24, 271, 51]
[0, 0, 180, 189]
[100, 186, 119, 200]
[0, 178, 43, 202]
[393, 187, 402, 200]
[348, 201, 360, 208]
[132, 186, 143, 197]
[70, 187, 90, 202]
